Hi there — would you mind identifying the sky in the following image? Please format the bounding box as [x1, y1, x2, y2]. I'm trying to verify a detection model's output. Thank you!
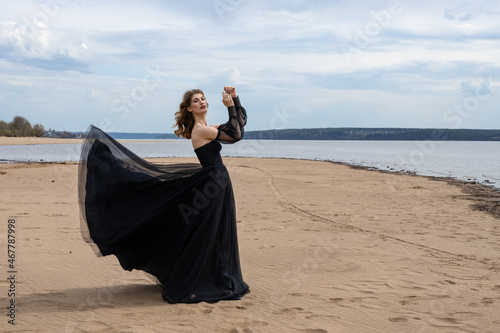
[0, 0, 499, 133]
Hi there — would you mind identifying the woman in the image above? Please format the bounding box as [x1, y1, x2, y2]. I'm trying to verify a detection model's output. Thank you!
[78, 86, 249, 303]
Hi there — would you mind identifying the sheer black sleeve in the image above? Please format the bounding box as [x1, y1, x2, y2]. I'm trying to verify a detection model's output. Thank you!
[216, 96, 247, 144]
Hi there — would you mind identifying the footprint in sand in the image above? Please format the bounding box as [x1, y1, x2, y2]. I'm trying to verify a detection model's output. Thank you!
[427, 316, 461, 328]
[329, 297, 344, 303]
[77, 320, 134, 333]
[289, 292, 319, 297]
[200, 305, 214, 314]
[389, 317, 408, 322]
[273, 307, 304, 315]
[481, 297, 494, 305]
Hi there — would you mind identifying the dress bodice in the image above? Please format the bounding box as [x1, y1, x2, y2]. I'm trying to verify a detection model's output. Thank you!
[194, 140, 223, 168]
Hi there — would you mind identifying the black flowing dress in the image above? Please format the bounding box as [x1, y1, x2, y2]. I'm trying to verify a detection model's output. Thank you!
[78, 97, 249, 304]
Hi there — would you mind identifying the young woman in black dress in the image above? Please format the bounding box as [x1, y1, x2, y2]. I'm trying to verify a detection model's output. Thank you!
[79, 86, 249, 303]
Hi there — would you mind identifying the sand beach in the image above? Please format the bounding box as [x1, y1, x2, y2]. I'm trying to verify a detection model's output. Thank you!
[1, 145, 499, 332]
[0, 137, 168, 146]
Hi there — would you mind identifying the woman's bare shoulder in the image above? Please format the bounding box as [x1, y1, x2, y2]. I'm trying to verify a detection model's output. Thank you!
[191, 125, 218, 140]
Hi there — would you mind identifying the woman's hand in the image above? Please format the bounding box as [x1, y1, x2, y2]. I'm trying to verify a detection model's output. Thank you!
[222, 91, 234, 107]
[223, 86, 237, 98]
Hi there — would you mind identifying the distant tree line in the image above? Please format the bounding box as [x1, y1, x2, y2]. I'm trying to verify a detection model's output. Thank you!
[0, 116, 81, 138]
[0, 116, 45, 137]
[244, 128, 500, 141]
[45, 128, 80, 139]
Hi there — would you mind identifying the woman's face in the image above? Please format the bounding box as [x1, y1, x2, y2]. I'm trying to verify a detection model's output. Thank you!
[188, 93, 207, 114]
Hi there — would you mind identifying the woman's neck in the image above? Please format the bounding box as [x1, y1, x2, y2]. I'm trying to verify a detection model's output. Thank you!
[193, 113, 207, 127]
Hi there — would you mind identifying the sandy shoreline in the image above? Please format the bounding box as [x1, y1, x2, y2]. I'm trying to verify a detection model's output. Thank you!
[0, 137, 84, 145]
[0, 136, 174, 145]
[1, 155, 500, 332]
[333, 160, 500, 220]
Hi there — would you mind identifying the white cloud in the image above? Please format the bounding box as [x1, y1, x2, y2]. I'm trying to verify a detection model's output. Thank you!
[0, 20, 91, 72]
[0, 0, 499, 131]
[202, 67, 241, 90]
[7, 80, 34, 87]
[444, 7, 474, 21]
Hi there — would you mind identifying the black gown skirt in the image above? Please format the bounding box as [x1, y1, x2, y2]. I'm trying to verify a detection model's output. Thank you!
[78, 99, 249, 303]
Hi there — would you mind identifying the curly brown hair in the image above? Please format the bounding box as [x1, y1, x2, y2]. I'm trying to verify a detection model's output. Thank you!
[173, 89, 205, 139]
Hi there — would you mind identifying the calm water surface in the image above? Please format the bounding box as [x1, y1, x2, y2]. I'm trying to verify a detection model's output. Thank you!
[1, 140, 498, 188]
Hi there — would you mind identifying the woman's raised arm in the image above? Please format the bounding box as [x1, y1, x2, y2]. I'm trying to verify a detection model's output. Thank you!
[217, 88, 247, 144]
